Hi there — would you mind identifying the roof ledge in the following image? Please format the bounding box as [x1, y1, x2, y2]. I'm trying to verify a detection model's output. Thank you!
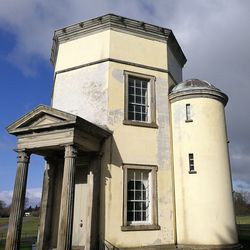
[50, 13, 187, 68]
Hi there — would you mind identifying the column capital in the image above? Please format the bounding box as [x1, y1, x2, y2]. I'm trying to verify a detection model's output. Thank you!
[16, 149, 30, 163]
[64, 145, 77, 158]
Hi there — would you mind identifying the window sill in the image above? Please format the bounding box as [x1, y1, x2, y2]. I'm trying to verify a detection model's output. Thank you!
[189, 170, 197, 174]
[123, 120, 158, 128]
[121, 224, 160, 231]
[185, 119, 193, 123]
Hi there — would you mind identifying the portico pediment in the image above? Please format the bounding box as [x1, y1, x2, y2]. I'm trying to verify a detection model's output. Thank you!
[7, 105, 77, 135]
[7, 105, 111, 154]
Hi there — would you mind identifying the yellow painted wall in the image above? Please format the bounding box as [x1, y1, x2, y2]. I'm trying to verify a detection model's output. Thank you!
[54, 29, 174, 73]
[53, 26, 184, 248]
[55, 30, 110, 72]
[99, 62, 175, 247]
[171, 97, 238, 245]
[109, 30, 168, 69]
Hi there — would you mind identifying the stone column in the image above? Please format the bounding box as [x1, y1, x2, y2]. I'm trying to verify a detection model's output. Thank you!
[37, 157, 55, 250]
[5, 150, 30, 250]
[57, 145, 77, 250]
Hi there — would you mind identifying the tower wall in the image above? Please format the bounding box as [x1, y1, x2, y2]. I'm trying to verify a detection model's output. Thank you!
[52, 29, 175, 127]
[51, 18, 185, 248]
[171, 97, 238, 245]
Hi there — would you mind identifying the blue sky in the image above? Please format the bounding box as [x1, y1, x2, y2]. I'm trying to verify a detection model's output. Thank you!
[0, 30, 53, 204]
[0, 0, 250, 205]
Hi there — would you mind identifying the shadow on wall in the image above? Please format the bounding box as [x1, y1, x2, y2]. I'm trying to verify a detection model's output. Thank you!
[99, 135, 123, 249]
[215, 224, 240, 248]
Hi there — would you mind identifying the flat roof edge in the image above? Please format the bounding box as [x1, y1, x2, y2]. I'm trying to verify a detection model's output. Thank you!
[50, 14, 187, 67]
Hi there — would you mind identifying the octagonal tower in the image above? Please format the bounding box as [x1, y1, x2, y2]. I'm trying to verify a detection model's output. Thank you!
[50, 14, 187, 249]
[51, 14, 186, 128]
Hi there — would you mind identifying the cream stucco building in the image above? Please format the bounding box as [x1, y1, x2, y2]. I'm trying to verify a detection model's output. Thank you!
[5, 14, 239, 250]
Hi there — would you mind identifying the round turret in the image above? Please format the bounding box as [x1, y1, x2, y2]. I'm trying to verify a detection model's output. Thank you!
[170, 79, 238, 247]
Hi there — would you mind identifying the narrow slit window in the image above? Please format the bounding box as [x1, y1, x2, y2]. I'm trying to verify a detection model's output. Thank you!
[189, 153, 195, 173]
[186, 104, 192, 122]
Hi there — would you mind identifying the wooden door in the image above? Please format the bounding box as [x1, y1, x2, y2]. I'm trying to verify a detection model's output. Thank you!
[72, 165, 88, 249]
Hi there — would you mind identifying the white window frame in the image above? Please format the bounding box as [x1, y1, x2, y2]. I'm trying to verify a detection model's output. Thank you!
[121, 164, 160, 231]
[123, 71, 157, 128]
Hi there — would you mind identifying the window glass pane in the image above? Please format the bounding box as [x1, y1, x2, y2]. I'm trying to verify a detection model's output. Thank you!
[128, 77, 134, 84]
[128, 104, 134, 112]
[136, 96, 142, 104]
[135, 191, 142, 200]
[135, 202, 142, 210]
[142, 97, 146, 106]
[128, 202, 134, 211]
[142, 105, 146, 113]
[135, 181, 142, 190]
[128, 112, 134, 120]
[142, 81, 147, 89]
[135, 113, 141, 121]
[135, 79, 141, 88]
[129, 86, 134, 94]
[135, 212, 142, 221]
[135, 105, 141, 112]
[127, 212, 133, 221]
[127, 170, 134, 179]
[128, 191, 134, 200]
[128, 95, 134, 103]
[128, 180, 134, 190]
[136, 88, 141, 95]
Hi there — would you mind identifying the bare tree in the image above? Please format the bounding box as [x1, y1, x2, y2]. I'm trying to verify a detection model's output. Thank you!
[233, 191, 250, 216]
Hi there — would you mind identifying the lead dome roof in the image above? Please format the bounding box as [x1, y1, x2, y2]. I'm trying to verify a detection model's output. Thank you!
[171, 79, 220, 93]
[169, 79, 228, 105]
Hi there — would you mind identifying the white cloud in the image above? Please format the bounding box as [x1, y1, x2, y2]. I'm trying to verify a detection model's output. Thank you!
[0, 0, 249, 189]
[0, 0, 157, 74]
[0, 188, 42, 207]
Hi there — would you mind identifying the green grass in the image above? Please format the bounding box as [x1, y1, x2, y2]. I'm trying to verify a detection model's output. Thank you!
[0, 216, 249, 249]
[0, 218, 9, 227]
[0, 217, 39, 249]
[236, 215, 250, 225]
[21, 217, 39, 237]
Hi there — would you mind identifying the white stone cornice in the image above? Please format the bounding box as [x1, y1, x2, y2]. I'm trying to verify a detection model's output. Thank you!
[50, 13, 187, 68]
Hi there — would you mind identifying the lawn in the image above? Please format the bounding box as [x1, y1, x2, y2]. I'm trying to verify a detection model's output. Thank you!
[0, 216, 250, 249]
[0, 217, 38, 249]
[236, 215, 250, 225]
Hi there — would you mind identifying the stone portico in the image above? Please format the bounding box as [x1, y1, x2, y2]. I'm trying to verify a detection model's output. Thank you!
[5, 105, 111, 250]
